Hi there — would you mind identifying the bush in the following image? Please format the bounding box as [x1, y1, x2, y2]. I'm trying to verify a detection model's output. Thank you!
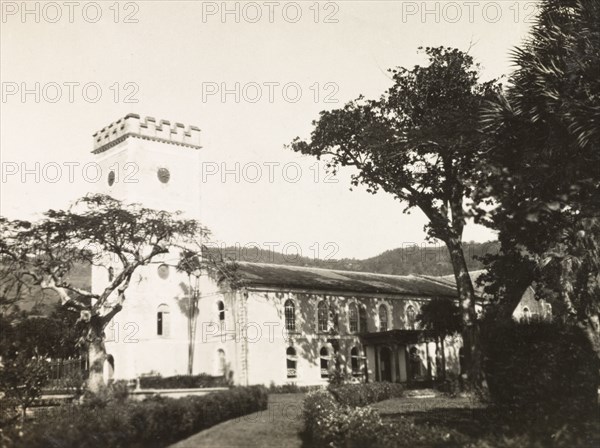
[481, 319, 599, 425]
[303, 389, 341, 447]
[81, 381, 130, 408]
[9, 385, 268, 448]
[303, 387, 463, 448]
[328, 382, 404, 407]
[303, 383, 405, 447]
[138, 373, 228, 389]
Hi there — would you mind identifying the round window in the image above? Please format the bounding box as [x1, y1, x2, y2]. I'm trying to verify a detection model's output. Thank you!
[157, 168, 170, 184]
[107, 170, 115, 186]
[157, 264, 170, 279]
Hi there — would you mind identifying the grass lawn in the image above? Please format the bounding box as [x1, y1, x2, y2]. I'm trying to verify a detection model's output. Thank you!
[169, 393, 305, 448]
[373, 395, 600, 446]
[373, 395, 495, 440]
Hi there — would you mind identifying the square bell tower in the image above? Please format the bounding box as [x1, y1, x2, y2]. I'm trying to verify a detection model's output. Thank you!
[92, 113, 202, 220]
[90, 114, 205, 380]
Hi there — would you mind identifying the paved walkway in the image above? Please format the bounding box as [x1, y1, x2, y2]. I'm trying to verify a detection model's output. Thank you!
[170, 393, 305, 448]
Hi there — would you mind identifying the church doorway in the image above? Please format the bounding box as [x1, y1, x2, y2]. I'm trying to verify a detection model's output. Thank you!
[379, 346, 392, 382]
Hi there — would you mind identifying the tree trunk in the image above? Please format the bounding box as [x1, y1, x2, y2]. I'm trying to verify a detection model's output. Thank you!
[187, 344, 194, 375]
[187, 302, 199, 375]
[86, 325, 107, 394]
[445, 237, 483, 389]
[582, 314, 600, 362]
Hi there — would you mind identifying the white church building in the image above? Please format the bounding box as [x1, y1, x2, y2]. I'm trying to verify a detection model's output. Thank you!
[90, 114, 545, 387]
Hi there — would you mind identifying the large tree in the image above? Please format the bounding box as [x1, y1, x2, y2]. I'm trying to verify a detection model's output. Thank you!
[477, 0, 600, 355]
[289, 46, 500, 385]
[0, 194, 210, 391]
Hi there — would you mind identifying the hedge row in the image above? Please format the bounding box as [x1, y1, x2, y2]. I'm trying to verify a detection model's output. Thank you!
[12, 386, 268, 448]
[267, 383, 322, 394]
[138, 373, 228, 389]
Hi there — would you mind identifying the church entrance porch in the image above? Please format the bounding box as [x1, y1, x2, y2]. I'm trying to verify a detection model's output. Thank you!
[361, 329, 442, 385]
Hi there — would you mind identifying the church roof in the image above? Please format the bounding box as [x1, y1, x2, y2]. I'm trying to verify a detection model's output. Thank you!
[229, 262, 460, 298]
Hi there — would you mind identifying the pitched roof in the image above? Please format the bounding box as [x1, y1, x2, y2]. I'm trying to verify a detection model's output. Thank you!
[230, 262, 459, 298]
[421, 270, 487, 296]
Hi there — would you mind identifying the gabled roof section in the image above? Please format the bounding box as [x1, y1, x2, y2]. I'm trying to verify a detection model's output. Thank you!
[229, 262, 459, 298]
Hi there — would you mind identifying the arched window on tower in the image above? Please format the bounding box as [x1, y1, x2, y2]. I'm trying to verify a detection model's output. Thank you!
[317, 300, 328, 332]
[522, 307, 530, 322]
[217, 349, 226, 376]
[157, 304, 170, 337]
[284, 299, 296, 332]
[286, 347, 297, 378]
[320, 347, 330, 378]
[348, 303, 359, 333]
[379, 304, 388, 332]
[217, 300, 225, 322]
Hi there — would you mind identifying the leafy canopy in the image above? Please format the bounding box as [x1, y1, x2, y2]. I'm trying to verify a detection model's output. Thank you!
[290, 46, 500, 244]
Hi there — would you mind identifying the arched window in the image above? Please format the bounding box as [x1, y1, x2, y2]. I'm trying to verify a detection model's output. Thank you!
[359, 305, 368, 333]
[217, 349, 226, 376]
[379, 304, 388, 331]
[406, 305, 416, 330]
[108, 267, 114, 282]
[331, 304, 339, 332]
[284, 299, 296, 332]
[103, 354, 115, 383]
[350, 346, 361, 376]
[286, 347, 297, 378]
[157, 304, 170, 336]
[320, 347, 329, 378]
[317, 301, 328, 332]
[348, 303, 359, 333]
[217, 301, 225, 322]
[522, 307, 530, 321]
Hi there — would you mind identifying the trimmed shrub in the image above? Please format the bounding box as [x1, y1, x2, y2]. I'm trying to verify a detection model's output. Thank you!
[138, 373, 228, 389]
[10, 385, 268, 448]
[481, 319, 599, 425]
[303, 387, 464, 448]
[303, 383, 404, 447]
[267, 382, 322, 394]
[328, 382, 404, 407]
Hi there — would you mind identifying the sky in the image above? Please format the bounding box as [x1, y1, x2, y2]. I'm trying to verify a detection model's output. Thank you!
[0, 1, 537, 259]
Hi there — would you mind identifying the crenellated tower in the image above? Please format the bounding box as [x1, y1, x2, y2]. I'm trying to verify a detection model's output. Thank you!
[92, 113, 202, 219]
[91, 114, 207, 380]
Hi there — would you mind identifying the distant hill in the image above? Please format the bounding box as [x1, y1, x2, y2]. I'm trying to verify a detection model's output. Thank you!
[210, 241, 499, 277]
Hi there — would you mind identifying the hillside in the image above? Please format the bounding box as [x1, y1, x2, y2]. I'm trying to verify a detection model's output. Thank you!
[212, 241, 498, 277]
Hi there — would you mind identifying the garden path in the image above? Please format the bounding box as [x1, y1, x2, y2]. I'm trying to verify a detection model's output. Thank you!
[169, 393, 305, 448]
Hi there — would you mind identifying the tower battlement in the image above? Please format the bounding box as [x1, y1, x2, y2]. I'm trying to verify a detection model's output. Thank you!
[92, 113, 201, 153]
